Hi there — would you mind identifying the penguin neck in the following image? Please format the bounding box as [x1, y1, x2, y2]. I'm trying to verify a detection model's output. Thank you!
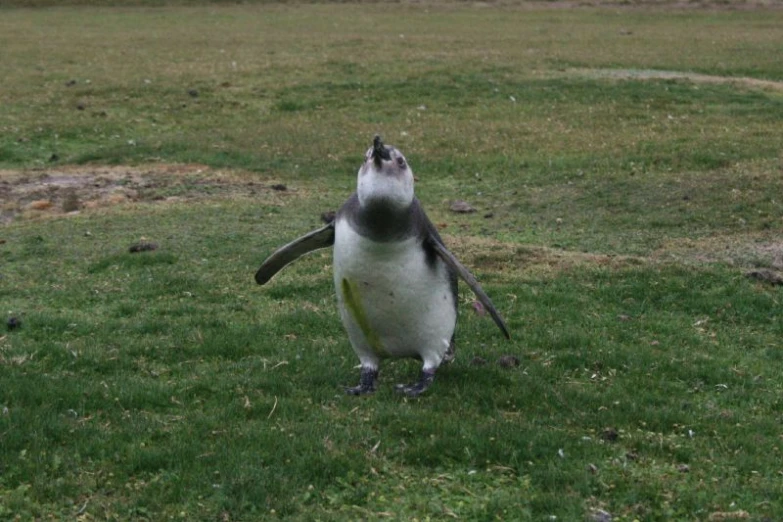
[355, 198, 415, 242]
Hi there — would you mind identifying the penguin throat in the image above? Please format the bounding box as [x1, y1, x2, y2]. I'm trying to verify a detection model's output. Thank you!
[356, 200, 414, 242]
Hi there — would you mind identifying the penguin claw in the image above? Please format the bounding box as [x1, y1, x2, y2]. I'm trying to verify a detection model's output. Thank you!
[395, 370, 435, 397]
[345, 383, 376, 395]
[345, 368, 378, 396]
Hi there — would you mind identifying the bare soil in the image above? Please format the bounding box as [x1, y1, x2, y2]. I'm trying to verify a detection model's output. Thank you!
[0, 164, 273, 224]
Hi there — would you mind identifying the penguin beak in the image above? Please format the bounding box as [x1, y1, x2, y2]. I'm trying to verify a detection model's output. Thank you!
[371, 135, 391, 167]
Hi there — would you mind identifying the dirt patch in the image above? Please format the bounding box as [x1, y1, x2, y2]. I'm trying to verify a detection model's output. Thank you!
[569, 68, 783, 92]
[0, 164, 283, 224]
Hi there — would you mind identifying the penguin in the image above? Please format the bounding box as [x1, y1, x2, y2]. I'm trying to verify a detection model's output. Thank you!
[255, 135, 510, 396]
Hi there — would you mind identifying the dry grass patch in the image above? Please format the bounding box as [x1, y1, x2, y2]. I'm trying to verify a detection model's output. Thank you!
[653, 233, 783, 270]
[566, 68, 783, 92]
[445, 234, 644, 277]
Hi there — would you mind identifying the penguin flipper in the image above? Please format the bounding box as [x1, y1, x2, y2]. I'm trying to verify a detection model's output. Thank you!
[255, 223, 335, 285]
[428, 238, 511, 340]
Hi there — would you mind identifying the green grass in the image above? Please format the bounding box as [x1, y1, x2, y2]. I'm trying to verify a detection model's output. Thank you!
[2, 2, 783, 521]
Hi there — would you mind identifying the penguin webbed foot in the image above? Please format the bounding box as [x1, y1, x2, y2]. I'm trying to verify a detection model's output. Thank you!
[345, 367, 378, 396]
[395, 369, 435, 397]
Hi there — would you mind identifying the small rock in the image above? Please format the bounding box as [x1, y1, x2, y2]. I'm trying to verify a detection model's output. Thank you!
[65, 79, 77, 87]
[497, 355, 520, 368]
[271, 184, 287, 191]
[590, 509, 613, 522]
[449, 200, 476, 213]
[7, 317, 21, 331]
[129, 241, 158, 253]
[188, 89, 199, 97]
[469, 356, 487, 366]
[600, 427, 619, 442]
[320, 211, 336, 224]
[677, 463, 690, 473]
[587, 463, 599, 474]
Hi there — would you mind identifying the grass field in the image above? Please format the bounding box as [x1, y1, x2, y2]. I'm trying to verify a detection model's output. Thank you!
[2, 2, 783, 520]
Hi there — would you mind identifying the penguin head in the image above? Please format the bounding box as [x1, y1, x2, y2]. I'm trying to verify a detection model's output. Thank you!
[357, 135, 414, 211]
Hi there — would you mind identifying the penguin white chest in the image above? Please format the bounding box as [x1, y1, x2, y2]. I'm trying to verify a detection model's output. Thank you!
[333, 219, 456, 368]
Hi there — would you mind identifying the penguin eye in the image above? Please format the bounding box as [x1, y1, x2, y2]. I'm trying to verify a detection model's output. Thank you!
[396, 157, 407, 169]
